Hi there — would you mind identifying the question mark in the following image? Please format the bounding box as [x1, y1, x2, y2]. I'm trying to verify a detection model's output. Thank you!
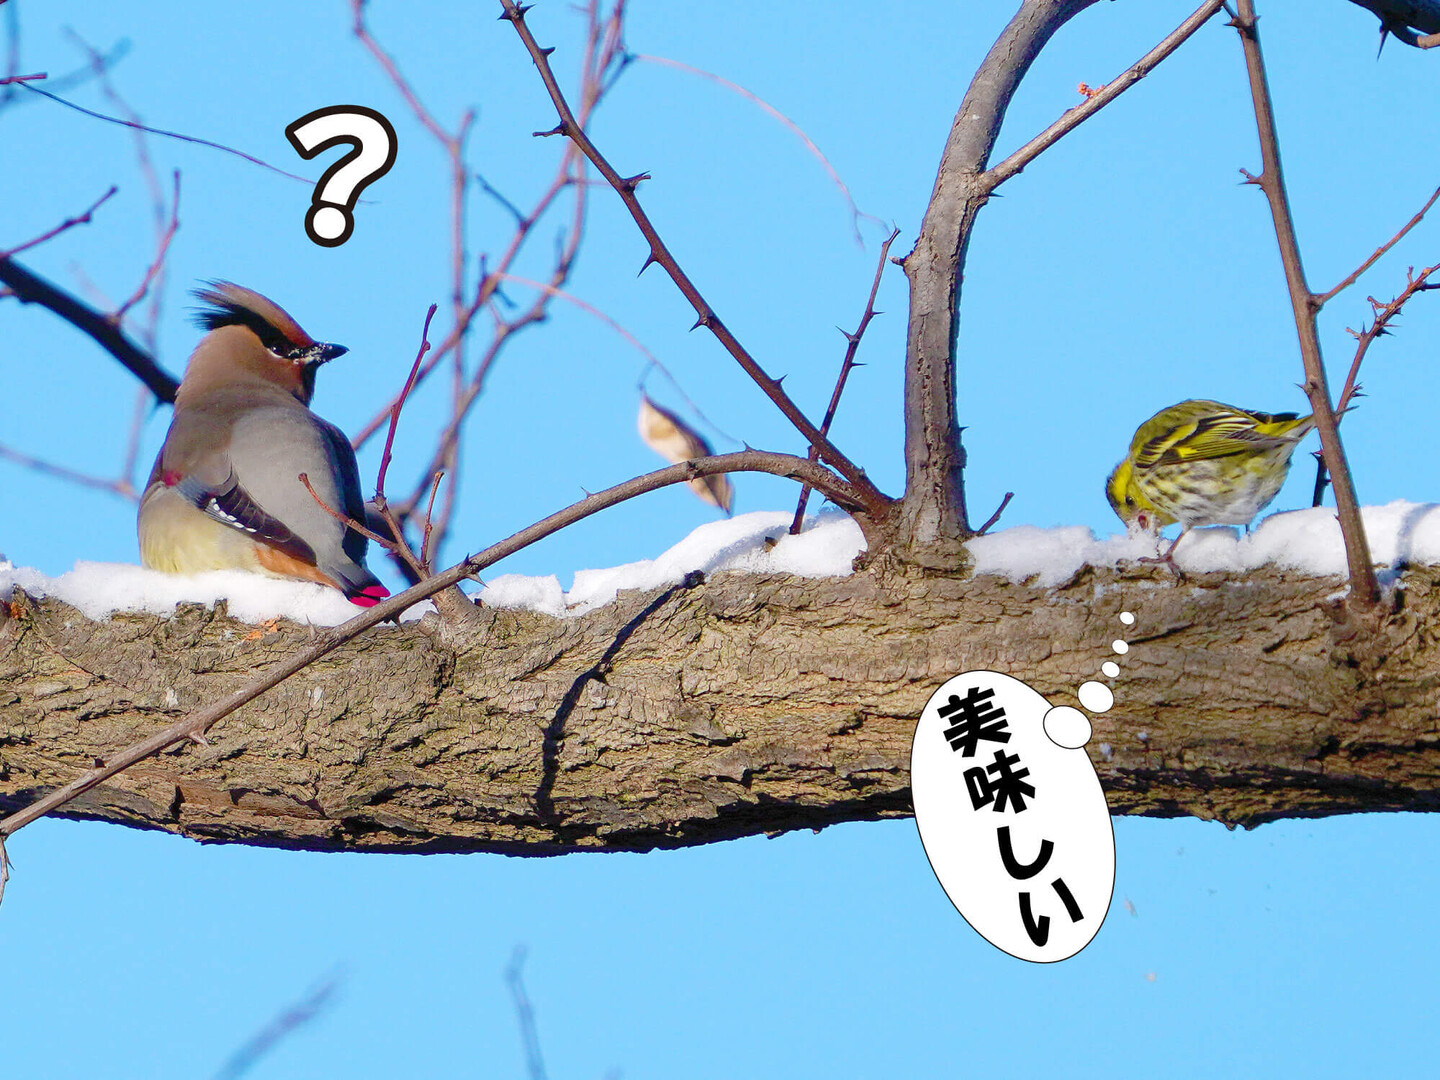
[285, 105, 398, 247]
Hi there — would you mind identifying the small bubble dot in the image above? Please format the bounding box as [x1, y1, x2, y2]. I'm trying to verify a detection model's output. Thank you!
[1101, 661, 1120, 678]
[1043, 705, 1092, 749]
[1078, 680, 1114, 713]
[1120, 611, 1135, 625]
[1112, 639, 1129, 655]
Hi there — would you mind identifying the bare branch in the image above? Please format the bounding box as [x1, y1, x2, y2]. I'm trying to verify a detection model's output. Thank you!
[1231, 0, 1378, 608]
[212, 971, 344, 1080]
[497, 0, 888, 518]
[505, 948, 550, 1080]
[0, 441, 140, 500]
[976, 491, 1015, 536]
[790, 227, 899, 534]
[0, 184, 115, 258]
[13, 81, 312, 184]
[112, 169, 179, 323]
[1316, 183, 1440, 305]
[986, 0, 1228, 187]
[1312, 263, 1440, 505]
[0, 255, 180, 402]
[377, 304, 438, 497]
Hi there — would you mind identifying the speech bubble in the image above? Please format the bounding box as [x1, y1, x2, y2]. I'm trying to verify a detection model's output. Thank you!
[911, 668, 1117, 963]
[285, 105, 397, 247]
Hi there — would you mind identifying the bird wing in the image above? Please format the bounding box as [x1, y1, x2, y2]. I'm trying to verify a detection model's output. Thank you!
[1134, 408, 1304, 469]
[170, 469, 321, 567]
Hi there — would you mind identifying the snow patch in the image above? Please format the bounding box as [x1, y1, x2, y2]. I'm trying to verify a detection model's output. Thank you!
[5, 502, 1438, 625]
[481, 509, 865, 616]
[0, 561, 432, 627]
[968, 501, 1440, 584]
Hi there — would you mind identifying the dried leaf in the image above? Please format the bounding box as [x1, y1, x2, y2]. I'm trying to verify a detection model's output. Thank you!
[637, 394, 733, 514]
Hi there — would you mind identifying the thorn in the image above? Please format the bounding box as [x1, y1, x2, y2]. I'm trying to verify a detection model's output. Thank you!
[637, 252, 658, 275]
[837, 326, 857, 342]
[540, 45, 556, 58]
[889, 255, 904, 266]
[533, 122, 569, 138]
[1238, 168, 1261, 186]
[850, 361, 867, 369]
[1378, 25, 1390, 59]
[188, 732, 211, 748]
[620, 172, 651, 191]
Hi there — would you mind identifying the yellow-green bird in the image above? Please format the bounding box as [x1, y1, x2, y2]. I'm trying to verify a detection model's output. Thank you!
[1106, 399, 1315, 561]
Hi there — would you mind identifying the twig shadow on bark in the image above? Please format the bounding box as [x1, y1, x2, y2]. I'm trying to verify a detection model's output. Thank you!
[535, 570, 705, 825]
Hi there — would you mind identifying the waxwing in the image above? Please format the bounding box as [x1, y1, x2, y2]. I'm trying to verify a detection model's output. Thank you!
[137, 282, 390, 607]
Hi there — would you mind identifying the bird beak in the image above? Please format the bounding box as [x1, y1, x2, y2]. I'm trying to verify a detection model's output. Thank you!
[308, 342, 348, 364]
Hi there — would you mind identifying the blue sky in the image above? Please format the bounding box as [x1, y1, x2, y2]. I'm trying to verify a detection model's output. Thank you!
[3, 1, 1440, 1075]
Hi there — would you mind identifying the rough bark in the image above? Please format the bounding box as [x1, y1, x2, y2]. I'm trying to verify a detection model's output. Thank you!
[3, 562, 1439, 855]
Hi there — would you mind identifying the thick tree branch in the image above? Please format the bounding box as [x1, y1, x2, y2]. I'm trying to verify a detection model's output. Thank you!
[4, 564, 1439, 852]
[0, 255, 179, 402]
[898, 0, 1099, 562]
[898, 0, 1224, 566]
[0, 449, 871, 840]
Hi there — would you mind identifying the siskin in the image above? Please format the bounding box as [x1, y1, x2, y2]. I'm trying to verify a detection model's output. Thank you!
[1106, 399, 1315, 561]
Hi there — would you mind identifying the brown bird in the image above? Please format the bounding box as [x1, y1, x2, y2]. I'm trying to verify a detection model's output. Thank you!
[138, 282, 389, 606]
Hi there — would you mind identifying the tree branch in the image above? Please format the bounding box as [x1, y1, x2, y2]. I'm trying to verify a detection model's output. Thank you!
[790, 227, 899, 535]
[5, 563, 1439, 852]
[0, 255, 179, 402]
[898, 0, 1225, 565]
[1231, 0, 1379, 608]
[496, 0, 889, 519]
[0, 448, 872, 841]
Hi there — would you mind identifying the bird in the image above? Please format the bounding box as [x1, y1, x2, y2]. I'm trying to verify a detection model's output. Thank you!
[138, 282, 390, 607]
[1106, 398, 1315, 564]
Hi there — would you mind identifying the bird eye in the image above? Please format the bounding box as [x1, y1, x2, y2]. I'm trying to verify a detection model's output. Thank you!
[1124, 496, 1135, 508]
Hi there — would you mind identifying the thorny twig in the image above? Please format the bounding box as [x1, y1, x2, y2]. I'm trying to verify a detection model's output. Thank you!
[1231, 0, 1378, 607]
[789, 227, 899, 535]
[1316, 184, 1440, 305]
[497, 0, 889, 520]
[1312, 263, 1440, 505]
[0, 448, 871, 845]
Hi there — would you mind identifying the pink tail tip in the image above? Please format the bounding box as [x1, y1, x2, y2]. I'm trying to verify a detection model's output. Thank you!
[349, 583, 391, 608]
